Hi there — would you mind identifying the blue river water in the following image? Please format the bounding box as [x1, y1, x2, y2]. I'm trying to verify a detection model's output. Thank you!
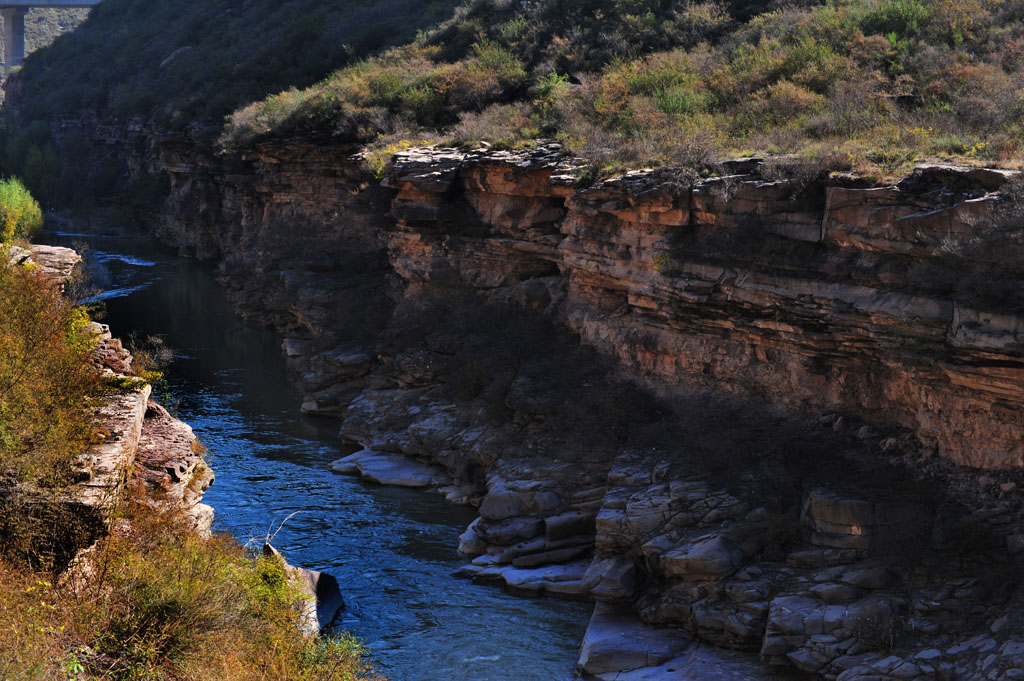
[46, 228, 590, 681]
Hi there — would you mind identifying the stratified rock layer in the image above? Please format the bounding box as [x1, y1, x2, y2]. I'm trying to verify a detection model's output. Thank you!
[139, 137, 1024, 471]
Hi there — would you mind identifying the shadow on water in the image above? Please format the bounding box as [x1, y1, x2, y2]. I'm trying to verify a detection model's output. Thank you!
[44, 228, 590, 681]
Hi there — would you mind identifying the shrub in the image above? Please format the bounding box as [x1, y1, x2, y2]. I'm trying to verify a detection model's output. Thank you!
[860, 0, 931, 40]
[0, 178, 43, 243]
[749, 80, 825, 126]
[0, 261, 97, 486]
[452, 102, 535, 148]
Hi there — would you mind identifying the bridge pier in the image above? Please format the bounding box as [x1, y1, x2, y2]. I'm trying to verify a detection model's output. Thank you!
[2, 6, 27, 70]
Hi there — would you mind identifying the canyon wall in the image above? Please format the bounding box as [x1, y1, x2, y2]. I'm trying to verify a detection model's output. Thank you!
[135, 136, 1024, 471]
[54, 123, 1024, 680]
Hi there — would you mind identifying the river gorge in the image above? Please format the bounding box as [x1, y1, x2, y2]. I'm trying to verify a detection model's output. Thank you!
[31, 121, 1024, 680]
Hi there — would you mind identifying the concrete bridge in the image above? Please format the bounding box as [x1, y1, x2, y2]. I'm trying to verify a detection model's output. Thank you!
[1, 1, 99, 70]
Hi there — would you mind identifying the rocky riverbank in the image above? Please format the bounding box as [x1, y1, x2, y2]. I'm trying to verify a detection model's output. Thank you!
[43, 119, 1024, 679]
[5, 243, 347, 636]
[6, 244, 214, 544]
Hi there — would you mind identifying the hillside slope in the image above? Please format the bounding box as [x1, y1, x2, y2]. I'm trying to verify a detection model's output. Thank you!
[217, 0, 1024, 176]
[7, 0, 462, 128]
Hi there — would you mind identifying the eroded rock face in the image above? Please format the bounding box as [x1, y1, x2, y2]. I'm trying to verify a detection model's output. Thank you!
[0, 248, 217, 574]
[130, 400, 214, 535]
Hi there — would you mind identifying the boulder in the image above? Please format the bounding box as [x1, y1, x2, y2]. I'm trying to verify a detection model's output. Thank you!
[457, 517, 487, 556]
[479, 480, 561, 520]
[802, 489, 874, 550]
[480, 516, 544, 545]
[545, 510, 595, 541]
[263, 544, 344, 635]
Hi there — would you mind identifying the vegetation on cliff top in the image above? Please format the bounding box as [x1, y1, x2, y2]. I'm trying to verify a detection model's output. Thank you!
[0, 249, 95, 487]
[217, 0, 1024, 176]
[5, 0, 1024, 202]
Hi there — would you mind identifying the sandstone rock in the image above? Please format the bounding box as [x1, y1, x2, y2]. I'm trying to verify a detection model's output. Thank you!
[489, 536, 547, 563]
[479, 480, 561, 520]
[802, 489, 874, 550]
[811, 582, 862, 604]
[383, 147, 465, 192]
[480, 482, 531, 520]
[263, 544, 344, 635]
[327, 457, 360, 475]
[480, 516, 544, 546]
[511, 544, 590, 568]
[660, 535, 743, 582]
[282, 338, 314, 357]
[545, 510, 595, 541]
[765, 595, 818, 638]
[587, 649, 779, 680]
[143, 130, 1024, 475]
[76, 384, 151, 509]
[471, 559, 589, 598]
[132, 400, 214, 536]
[787, 647, 829, 673]
[839, 566, 896, 590]
[27, 244, 82, 285]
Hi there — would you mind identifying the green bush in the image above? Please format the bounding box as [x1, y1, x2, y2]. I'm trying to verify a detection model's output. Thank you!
[860, 0, 931, 39]
[0, 178, 43, 243]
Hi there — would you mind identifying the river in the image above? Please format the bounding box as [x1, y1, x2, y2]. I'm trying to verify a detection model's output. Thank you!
[45, 226, 590, 681]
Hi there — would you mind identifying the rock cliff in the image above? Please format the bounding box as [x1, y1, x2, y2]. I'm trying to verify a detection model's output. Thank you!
[53, 123, 1024, 680]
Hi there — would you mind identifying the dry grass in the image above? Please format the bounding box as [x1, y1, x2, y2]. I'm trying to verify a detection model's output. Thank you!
[0, 502, 383, 681]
